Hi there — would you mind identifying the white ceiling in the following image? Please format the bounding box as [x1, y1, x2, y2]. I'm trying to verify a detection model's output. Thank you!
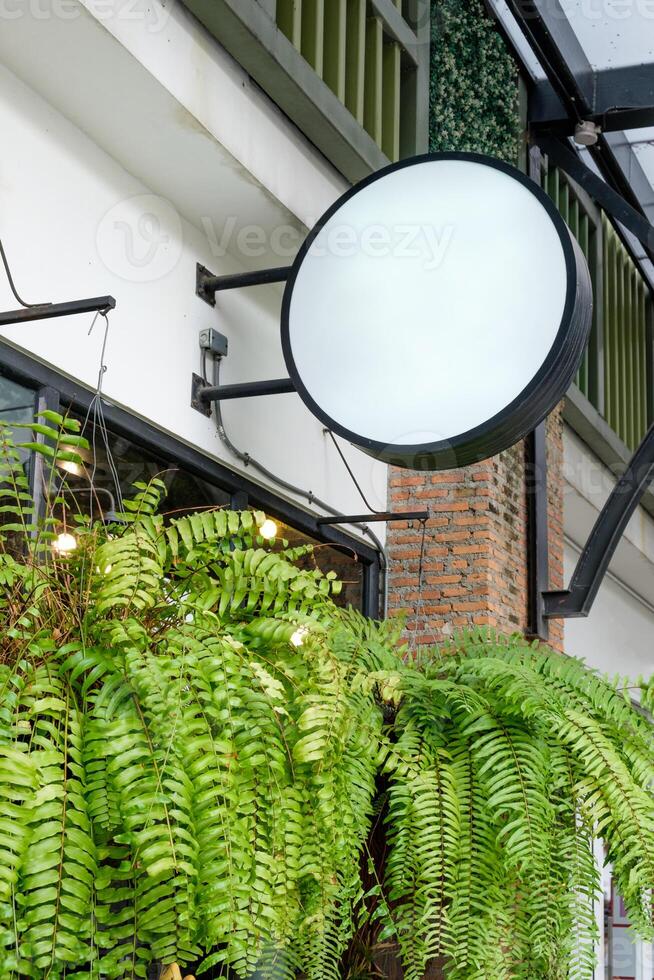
[560, 0, 654, 70]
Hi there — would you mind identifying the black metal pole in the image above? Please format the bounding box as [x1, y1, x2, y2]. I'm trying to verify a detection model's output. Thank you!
[191, 374, 296, 414]
[199, 378, 296, 402]
[196, 262, 292, 306]
[0, 296, 116, 326]
[204, 267, 291, 291]
[525, 147, 550, 641]
[525, 422, 550, 640]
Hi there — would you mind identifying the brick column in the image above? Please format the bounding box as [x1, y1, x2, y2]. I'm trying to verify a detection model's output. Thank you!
[387, 408, 564, 651]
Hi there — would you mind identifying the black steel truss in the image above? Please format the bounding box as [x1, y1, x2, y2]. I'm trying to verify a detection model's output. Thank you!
[530, 64, 654, 135]
[495, 0, 654, 622]
[501, 0, 654, 270]
[530, 139, 654, 619]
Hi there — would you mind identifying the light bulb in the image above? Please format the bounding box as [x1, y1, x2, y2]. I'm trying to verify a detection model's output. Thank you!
[58, 460, 82, 477]
[259, 518, 278, 540]
[290, 626, 309, 648]
[53, 532, 77, 554]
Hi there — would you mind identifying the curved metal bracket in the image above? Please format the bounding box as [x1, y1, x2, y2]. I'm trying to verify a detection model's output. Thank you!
[544, 422, 654, 618]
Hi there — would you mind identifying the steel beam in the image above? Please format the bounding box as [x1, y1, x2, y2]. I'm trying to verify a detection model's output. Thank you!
[531, 64, 654, 133]
[502, 0, 594, 117]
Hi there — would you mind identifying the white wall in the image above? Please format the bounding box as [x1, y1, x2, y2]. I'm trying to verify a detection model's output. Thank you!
[564, 541, 654, 680]
[0, 0, 388, 539]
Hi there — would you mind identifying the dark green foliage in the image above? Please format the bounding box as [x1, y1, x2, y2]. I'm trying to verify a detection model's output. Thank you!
[430, 0, 521, 163]
[1, 417, 654, 979]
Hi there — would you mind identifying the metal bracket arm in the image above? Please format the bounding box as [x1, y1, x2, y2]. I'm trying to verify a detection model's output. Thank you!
[0, 296, 116, 326]
[543, 421, 654, 618]
[196, 262, 291, 306]
[191, 373, 296, 416]
[316, 511, 429, 526]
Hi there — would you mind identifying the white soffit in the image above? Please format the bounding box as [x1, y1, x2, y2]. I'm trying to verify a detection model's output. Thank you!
[0, 0, 347, 264]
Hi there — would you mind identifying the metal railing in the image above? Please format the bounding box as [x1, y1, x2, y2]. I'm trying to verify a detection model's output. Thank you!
[545, 164, 653, 451]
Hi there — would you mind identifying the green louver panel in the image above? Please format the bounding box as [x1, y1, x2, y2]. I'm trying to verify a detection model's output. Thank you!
[602, 215, 650, 450]
[546, 166, 652, 451]
[277, 0, 406, 160]
[545, 168, 599, 407]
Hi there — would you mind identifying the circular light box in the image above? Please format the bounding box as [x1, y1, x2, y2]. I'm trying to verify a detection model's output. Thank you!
[281, 153, 592, 471]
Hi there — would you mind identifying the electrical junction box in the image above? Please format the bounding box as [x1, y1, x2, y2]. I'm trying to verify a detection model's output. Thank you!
[199, 328, 228, 357]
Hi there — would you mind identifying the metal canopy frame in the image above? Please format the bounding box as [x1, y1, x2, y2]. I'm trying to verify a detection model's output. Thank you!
[501, 0, 654, 271]
[535, 147, 654, 619]
[494, 0, 654, 624]
[531, 63, 654, 135]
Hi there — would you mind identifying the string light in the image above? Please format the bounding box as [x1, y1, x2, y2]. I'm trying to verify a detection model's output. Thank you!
[259, 518, 278, 540]
[53, 532, 77, 555]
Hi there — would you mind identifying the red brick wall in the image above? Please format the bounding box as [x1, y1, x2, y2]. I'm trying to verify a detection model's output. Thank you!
[387, 407, 564, 651]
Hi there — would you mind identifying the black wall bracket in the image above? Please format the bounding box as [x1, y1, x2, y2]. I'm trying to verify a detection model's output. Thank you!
[196, 262, 292, 307]
[191, 372, 296, 417]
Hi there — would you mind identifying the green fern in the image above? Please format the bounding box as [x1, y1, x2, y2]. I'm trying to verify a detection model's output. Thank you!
[0, 417, 653, 979]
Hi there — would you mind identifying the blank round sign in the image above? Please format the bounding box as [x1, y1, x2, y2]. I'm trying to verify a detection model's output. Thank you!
[281, 153, 592, 470]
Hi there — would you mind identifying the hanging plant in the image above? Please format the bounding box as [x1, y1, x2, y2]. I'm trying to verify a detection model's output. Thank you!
[1, 414, 654, 980]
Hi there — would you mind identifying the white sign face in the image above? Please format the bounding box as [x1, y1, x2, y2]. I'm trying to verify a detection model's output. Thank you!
[281, 153, 592, 470]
